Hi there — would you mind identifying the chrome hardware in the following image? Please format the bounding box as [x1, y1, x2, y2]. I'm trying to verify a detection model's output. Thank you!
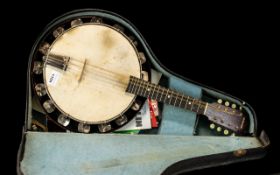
[35, 83, 46, 97]
[78, 123, 90, 133]
[43, 100, 55, 113]
[57, 114, 70, 126]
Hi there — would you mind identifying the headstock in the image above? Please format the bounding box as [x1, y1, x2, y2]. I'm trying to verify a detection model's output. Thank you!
[204, 99, 246, 134]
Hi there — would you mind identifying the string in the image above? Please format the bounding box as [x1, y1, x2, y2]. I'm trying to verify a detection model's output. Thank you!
[56, 65, 128, 90]
[47, 66, 129, 96]
[45, 57, 129, 89]
[45, 55, 207, 110]
[47, 54, 129, 79]
[128, 76, 207, 110]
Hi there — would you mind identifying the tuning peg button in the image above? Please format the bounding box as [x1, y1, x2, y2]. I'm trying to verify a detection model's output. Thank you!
[210, 123, 215, 129]
[217, 127, 222, 132]
[231, 104, 237, 109]
[224, 129, 229, 135]
[225, 101, 230, 106]
[217, 99, 223, 104]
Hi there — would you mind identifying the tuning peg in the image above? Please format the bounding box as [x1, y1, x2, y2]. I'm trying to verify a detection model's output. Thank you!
[225, 101, 230, 106]
[217, 127, 222, 132]
[231, 103, 237, 109]
[210, 123, 215, 129]
[217, 99, 223, 104]
[223, 129, 229, 135]
[239, 106, 243, 110]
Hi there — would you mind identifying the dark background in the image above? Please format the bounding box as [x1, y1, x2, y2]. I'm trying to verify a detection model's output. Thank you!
[11, 3, 278, 174]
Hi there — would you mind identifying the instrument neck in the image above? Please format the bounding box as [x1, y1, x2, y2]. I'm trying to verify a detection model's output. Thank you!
[126, 76, 207, 114]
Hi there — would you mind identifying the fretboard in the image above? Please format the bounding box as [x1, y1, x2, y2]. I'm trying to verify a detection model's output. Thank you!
[126, 76, 207, 114]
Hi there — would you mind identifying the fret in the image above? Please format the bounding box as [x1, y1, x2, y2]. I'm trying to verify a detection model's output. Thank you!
[167, 89, 172, 104]
[180, 95, 187, 108]
[144, 81, 151, 97]
[178, 94, 184, 107]
[130, 77, 136, 94]
[197, 101, 206, 114]
[184, 96, 189, 109]
[173, 91, 178, 106]
[135, 78, 141, 95]
[169, 90, 174, 105]
[161, 88, 168, 103]
[163, 89, 169, 103]
[196, 100, 201, 113]
[158, 87, 163, 102]
[191, 99, 199, 112]
[150, 84, 156, 99]
[174, 92, 181, 107]
[153, 88, 160, 101]
[128, 77, 133, 93]
[141, 79, 147, 97]
[137, 78, 144, 96]
[190, 98, 195, 111]
[126, 76, 132, 93]
[154, 86, 160, 101]
[189, 98, 195, 109]
[154, 84, 159, 100]
[153, 85, 158, 100]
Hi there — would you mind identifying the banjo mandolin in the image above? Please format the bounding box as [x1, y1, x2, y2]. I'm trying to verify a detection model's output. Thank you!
[32, 16, 246, 134]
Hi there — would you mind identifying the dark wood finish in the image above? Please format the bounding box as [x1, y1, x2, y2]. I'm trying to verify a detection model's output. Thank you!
[126, 76, 246, 133]
[126, 76, 207, 114]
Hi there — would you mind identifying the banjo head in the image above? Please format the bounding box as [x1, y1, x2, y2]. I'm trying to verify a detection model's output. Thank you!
[32, 17, 149, 133]
[45, 24, 140, 123]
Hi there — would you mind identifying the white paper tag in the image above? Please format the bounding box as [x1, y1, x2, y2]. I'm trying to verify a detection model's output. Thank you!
[117, 100, 151, 131]
[47, 70, 60, 87]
